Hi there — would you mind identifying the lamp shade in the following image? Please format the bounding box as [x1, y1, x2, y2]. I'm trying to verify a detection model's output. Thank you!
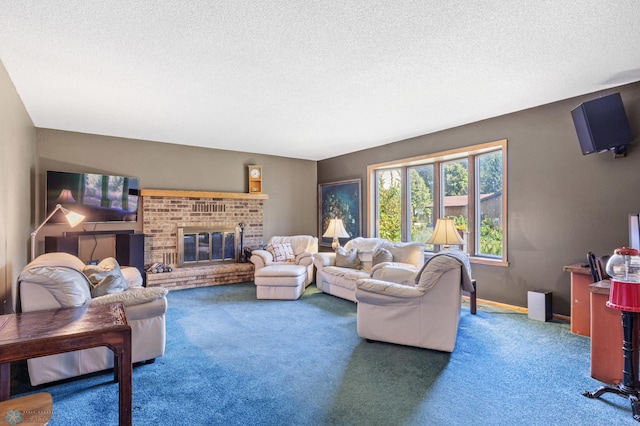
[323, 218, 350, 250]
[61, 207, 85, 228]
[30, 204, 85, 260]
[426, 218, 465, 246]
[323, 218, 350, 238]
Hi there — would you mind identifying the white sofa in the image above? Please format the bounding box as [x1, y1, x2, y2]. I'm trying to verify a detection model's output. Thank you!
[355, 250, 475, 352]
[18, 252, 168, 386]
[312, 237, 425, 302]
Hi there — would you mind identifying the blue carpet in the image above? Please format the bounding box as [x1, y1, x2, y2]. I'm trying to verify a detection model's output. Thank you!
[10, 283, 636, 425]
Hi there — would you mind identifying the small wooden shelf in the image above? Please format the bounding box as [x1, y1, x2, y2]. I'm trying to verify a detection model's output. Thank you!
[140, 189, 269, 200]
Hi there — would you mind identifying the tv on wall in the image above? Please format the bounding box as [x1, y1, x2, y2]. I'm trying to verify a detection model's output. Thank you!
[46, 170, 140, 223]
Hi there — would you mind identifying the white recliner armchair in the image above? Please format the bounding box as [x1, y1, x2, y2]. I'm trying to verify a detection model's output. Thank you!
[355, 250, 475, 352]
[18, 252, 168, 385]
[250, 235, 318, 299]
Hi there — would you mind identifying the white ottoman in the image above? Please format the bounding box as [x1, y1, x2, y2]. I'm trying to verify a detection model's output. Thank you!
[254, 265, 307, 300]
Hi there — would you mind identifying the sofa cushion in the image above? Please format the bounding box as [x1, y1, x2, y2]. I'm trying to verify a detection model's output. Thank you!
[267, 242, 296, 262]
[372, 248, 393, 267]
[388, 242, 424, 265]
[335, 247, 361, 269]
[83, 257, 129, 298]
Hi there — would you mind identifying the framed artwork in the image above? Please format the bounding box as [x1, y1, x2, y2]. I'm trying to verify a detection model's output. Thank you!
[318, 179, 361, 247]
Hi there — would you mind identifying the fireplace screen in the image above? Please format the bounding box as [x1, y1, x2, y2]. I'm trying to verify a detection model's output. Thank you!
[178, 225, 239, 266]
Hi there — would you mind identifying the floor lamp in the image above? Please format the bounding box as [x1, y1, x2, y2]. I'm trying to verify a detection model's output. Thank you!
[323, 218, 350, 250]
[31, 204, 85, 260]
[426, 218, 465, 249]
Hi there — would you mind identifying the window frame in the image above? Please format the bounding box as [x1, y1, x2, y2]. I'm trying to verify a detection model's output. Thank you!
[367, 139, 508, 266]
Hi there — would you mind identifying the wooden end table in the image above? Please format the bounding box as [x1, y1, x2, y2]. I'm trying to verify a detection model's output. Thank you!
[0, 303, 132, 426]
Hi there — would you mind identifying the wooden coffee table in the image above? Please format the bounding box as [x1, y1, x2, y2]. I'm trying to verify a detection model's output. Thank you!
[0, 303, 132, 426]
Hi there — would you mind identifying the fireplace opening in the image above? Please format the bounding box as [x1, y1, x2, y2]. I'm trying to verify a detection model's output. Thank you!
[177, 225, 239, 267]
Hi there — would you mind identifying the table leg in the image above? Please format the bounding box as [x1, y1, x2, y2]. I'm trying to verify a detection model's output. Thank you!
[0, 363, 10, 401]
[118, 330, 132, 426]
[470, 280, 477, 315]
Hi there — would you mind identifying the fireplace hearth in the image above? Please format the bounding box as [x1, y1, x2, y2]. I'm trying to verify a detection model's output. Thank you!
[141, 189, 266, 290]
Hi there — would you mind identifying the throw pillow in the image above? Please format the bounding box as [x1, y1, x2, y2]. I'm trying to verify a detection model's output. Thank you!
[266, 242, 296, 262]
[372, 247, 393, 267]
[83, 257, 128, 298]
[335, 247, 361, 269]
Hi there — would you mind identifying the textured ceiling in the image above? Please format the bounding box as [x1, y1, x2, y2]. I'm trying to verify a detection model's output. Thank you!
[1, 1, 640, 160]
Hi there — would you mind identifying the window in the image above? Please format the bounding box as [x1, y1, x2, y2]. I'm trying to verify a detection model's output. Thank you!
[375, 168, 401, 242]
[408, 165, 434, 247]
[368, 140, 507, 265]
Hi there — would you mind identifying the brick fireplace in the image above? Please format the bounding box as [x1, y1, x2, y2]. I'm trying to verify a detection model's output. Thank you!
[140, 189, 267, 290]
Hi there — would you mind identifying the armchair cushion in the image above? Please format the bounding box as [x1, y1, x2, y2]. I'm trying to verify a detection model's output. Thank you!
[335, 247, 361, 269]
[83, 257, 128, 298]
[377, 265, 417, 286]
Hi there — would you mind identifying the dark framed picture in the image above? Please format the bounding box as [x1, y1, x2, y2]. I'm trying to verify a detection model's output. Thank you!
[318, 179, 361, 247]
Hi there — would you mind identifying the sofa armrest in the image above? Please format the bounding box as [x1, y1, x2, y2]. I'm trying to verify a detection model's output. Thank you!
[296, 252, 314, 267]
[313, 252, 336, 270]
[356, 278, 424, 299]
[89, 287, 169, 308]
[250, 249, 274, 269]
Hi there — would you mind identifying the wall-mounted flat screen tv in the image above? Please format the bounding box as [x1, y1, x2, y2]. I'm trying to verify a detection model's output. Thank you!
[46, 170, 140, 223]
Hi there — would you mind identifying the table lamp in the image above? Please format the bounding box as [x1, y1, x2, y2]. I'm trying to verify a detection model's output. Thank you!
[426, 218, 465, 249]
[323, 218, 350, 250]
[31, 204, 85, 260]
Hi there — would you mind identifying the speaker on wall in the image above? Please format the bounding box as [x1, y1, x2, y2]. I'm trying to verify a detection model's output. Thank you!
[571, 92, 632, 156]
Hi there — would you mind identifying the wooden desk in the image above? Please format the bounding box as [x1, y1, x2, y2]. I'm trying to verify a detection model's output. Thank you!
[0, 303, 132, 426]
[564, 263, 592, 336]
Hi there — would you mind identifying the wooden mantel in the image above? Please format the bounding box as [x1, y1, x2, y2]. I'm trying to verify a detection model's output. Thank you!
[140, 189, 269, 200]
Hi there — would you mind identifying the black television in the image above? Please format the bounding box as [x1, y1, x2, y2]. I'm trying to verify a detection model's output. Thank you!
[46, 170, 140, 223]
[571, 92, 633, 155]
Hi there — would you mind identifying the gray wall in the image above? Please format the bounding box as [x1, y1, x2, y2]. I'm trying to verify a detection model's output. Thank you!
[35, 129, 317, 260]
[0, 61, 36, 314]
[318, 81, 640, 315]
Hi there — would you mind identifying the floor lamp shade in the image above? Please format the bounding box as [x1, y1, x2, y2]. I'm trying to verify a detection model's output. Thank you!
[323, 218, 350, 250]
[426, 218, 465, 247]
[30, 204, 85, 260]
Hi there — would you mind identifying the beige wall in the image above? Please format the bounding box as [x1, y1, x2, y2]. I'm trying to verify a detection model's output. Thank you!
[0, 61, 36, 314]
[319, 81, 640, 315]
[35, 129, 317, 260]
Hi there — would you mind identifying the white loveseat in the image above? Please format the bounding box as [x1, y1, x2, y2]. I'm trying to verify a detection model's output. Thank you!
[312, 237, 425, 302]
[18, 252, 168, 386]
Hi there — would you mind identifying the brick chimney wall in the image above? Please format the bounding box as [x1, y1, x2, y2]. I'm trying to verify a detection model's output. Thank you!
[142, 195, 264, 267]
